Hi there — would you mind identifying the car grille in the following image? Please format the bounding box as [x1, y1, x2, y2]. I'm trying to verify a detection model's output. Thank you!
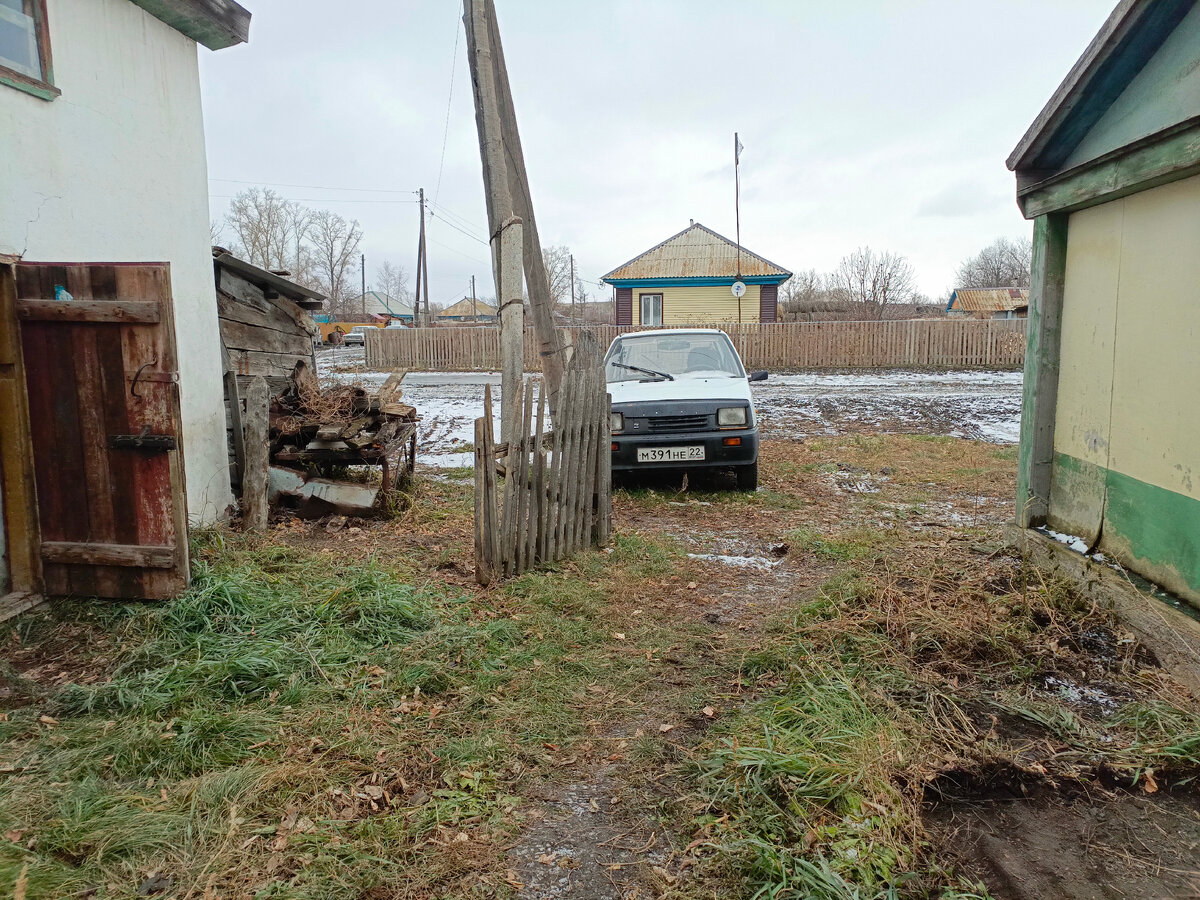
[647, 414, 709, 432]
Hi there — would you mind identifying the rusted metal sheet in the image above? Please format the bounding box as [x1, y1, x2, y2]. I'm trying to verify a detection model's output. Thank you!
[602, 222, 791, 281]
[14, 263, 189, 600]
[949, 288, 1030, 313]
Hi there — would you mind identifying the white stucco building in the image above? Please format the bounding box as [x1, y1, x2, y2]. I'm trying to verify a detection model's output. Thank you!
[0, 0, 250, 607]
[1, 0, 249, 522]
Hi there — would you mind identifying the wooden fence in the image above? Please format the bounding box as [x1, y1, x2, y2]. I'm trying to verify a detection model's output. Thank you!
[474, 352, 611, 585]
[366, 319, 1027, 372]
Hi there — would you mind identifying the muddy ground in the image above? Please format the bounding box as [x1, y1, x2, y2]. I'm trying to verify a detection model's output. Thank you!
[4, 358, 1199, 899]
[316, 348, 1024, 468]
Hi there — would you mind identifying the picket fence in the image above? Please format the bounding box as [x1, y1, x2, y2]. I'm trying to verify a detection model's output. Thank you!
[473, 347, 611, 585]
[366, 319, 1027, 372]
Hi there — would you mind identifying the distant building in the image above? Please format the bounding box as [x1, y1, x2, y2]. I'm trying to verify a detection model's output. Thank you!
[436, 297, 497, 322]
[601, 222, 792, 326]
[346, 291, 414, 321]
[1009, 0, 1200, 607]
[945, 288, 1029, 319]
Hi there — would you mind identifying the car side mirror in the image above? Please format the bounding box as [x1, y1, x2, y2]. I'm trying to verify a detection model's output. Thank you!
[748, 370, 768, 382]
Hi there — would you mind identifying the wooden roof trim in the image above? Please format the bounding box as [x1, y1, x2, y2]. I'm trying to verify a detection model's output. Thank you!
[1008, 0, 1192, 173]
[213, 251, 327, 307]
[600, 222, 791, 282]
[129, 0, 250, 50]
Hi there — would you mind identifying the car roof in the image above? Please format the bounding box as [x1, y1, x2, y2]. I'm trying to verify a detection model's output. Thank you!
[614, 328, 726, 338]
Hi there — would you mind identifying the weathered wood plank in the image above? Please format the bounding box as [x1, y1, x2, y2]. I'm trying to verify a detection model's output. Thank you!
[41, 541, 174, 568]
[242, 376, 270, 531]
[17, 299, 160, 324]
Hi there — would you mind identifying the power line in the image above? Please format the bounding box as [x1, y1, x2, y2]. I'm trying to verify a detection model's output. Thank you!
[428, 209, 488, 245]
[433, 15, 462, 207]
[210, 193, 419, 205]
[209, 177, 419, 194]
[428, 199, 487, 238]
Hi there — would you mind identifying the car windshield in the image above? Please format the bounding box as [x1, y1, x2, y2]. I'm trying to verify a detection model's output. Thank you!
[605, 333, 744, 382]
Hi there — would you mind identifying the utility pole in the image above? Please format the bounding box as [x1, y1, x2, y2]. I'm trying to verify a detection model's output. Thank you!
[361, 253, 366, 320]
[471, 274, 477, 321]
[464, 0, 523, 442]
[469, 0, 569, 418]
[569, 254, 575, 327]
[417, 188, 431, 327]
[415, 193, 424, 326]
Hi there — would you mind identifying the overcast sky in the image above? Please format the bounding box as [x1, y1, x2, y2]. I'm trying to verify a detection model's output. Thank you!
[200, 0, 1114, 305]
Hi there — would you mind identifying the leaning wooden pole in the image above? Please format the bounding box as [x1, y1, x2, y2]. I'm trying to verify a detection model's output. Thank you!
[484, 0, 571, 415]
[464, 0, 523, 442]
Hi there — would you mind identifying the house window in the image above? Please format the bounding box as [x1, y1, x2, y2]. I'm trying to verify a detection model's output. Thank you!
[640, 293, 663, 326]
[0, 0, 56, 99]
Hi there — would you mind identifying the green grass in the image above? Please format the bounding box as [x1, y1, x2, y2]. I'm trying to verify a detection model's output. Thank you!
[0, 525, 706, 899]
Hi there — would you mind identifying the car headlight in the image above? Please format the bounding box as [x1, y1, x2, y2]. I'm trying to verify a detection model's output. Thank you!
[717, 407, 748, 427]
[610, 412, 624, 433]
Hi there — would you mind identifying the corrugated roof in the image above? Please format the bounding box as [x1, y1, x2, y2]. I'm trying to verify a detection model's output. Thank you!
[351, 291, 414, 318]
[602, 223, 791, 281]
[949, 288, 1030, 312]
[438, 297, 497, 318]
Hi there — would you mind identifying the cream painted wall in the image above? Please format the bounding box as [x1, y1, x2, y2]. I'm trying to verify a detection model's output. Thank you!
[632, 284, 762, 325]
[0, 0, 232, 522]
[1055, 174, 1200, 502]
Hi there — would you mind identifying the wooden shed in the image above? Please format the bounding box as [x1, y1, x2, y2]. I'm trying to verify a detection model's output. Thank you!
[1010, 0, 1200, 609]
[213, 250, 326, 493]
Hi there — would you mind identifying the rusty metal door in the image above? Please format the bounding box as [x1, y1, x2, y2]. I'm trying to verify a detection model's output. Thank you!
[15, 263, 189, 599]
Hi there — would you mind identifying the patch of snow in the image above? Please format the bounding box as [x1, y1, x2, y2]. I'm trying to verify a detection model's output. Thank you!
[688, 552, 780, 571]
[1041, 527, 1090, 554]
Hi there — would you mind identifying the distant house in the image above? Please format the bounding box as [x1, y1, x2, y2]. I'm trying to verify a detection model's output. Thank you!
[0, 0, 250, 607]
[601, 222, 792, 326]
[437, 297, 497, 322]
[347, 291, 414, 321]
[945, 288, 1029, 319]
[1009, 0, 1200, 608]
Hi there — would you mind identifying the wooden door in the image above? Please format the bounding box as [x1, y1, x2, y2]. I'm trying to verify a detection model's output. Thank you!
[15, 263, 189, 599]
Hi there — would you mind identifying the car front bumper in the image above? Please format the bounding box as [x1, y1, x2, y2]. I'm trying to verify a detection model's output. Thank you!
[610, 428, 759, 471]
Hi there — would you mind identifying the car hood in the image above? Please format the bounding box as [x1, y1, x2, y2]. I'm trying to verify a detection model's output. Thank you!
[607, 375, 753, 406]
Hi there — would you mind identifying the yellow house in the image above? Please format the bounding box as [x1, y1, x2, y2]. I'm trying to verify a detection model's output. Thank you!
[1010, 0, 1200, 607]
[601, 222, 791, 326]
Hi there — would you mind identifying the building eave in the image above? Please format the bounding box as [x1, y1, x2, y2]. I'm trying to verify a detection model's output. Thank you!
[130, 0, 251, 50]
[601, 275, 790, 288]
[1008, 0, 1192, 173]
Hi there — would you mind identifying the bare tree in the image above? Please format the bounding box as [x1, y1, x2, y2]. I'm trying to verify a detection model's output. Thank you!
[310, 210, 363, 317]
[828, 247, 918, 320]
[223, 187, 322, 288]
[210, 219, 225, 246]
[540, 245, 572, 308]
[375, 260, 413, 312]
[954, 236, 1032, 289]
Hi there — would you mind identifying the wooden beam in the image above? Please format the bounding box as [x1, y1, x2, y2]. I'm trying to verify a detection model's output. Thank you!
[484, 0, 570, 414]
[1018, 117, 1200, 218]
[128, 0, 250, 50]
[0, 265, 42, 595]
[41, 541, 174, 568]
[1017, 214, 1069, 527]
[0, 591, 44, 624]
[17, 299, 160, 324]
[241, 376, 270, 530]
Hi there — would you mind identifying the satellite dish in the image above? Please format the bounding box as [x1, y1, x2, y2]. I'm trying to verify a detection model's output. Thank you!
[731, 281, 747, 298]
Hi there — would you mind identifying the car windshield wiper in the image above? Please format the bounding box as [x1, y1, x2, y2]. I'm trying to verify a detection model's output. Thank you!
[612, 362, 674, 381]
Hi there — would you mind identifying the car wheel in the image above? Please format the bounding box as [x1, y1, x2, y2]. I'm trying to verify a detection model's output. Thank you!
[735, 461, 758, 492]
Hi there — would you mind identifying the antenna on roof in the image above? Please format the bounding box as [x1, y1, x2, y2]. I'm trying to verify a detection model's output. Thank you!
[734, 132, 744, 280]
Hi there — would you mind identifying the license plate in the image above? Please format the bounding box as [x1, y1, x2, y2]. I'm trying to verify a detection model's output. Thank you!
[637, 445, 705, 463]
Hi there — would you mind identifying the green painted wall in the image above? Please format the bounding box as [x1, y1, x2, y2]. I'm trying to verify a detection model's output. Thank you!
[1049, 173, 1200, 608]
[1054, 453, 1200, 606]
[1065, 4, 1200, 168]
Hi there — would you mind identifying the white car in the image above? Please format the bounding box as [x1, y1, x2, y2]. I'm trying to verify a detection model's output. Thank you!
[604, 328, 765, 491]
[342, 325, 374, 346]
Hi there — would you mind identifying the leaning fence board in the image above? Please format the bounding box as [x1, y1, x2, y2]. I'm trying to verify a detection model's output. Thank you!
[473, 353, 610, 585]
[370, 319, 1027, 372]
